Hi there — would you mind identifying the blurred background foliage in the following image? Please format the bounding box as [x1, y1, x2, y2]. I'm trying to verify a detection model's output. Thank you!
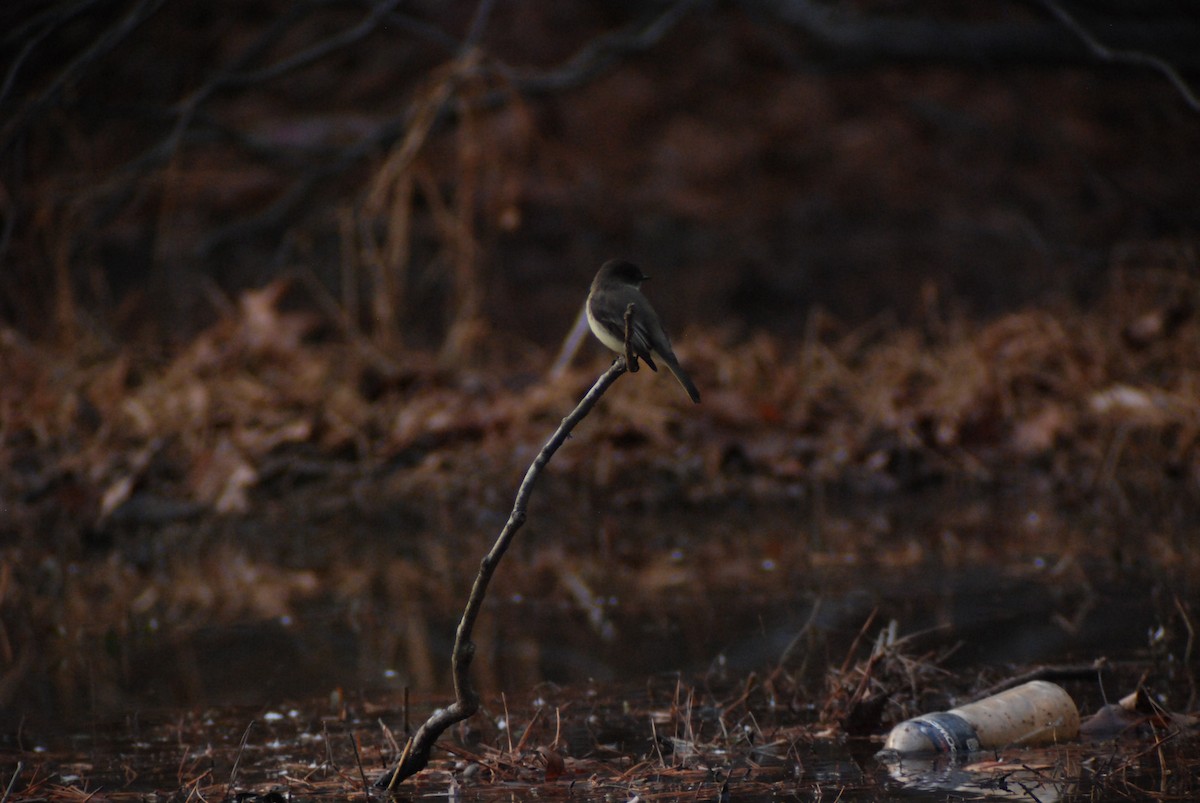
[2, 0, 1198, 358]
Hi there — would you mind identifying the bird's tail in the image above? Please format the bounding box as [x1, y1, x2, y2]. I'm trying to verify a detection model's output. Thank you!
[665, 359, 701, 404]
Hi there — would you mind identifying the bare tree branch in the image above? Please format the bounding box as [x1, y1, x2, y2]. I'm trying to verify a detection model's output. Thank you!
[131, 1, 342, 176]
[188, 0, 1200, 259]
[195, 1, 703, 257]
[549, 304, 592, 380]
[1039, 0, 1199, 111]
[747, 0, 1200, 83]
[462, 0, 498, 52]
[0, 0, 169, 154]
[224, 0, 404, 88]
[745, 0, 1080, 65]
[499, 0, 705, 94]
[374, 356, 630, 790]
[0, 0, 109, 108]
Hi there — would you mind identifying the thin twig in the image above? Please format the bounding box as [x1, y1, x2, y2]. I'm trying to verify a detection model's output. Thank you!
[1173, 594, 1196, 710]
[462, 0, 498, 52]
[650, 717, 666, 768]
[0, 761, 22, 803]
[227, 0, 403, 88]
[777, 597, 823, 667]
[754, 0, 1200, 81]
[837, 609, 878, 677]
[512, 706, 542, 756]
[0, 0, 168, 154]
[225, 720, 254, 799]
[129, 4, 344, 175]
[501, 693, 514, 756]
[375, 356, 630, 789]
[549, 304, 592, 380]
[349, 732, 371, 801]
[403, 686, 410, 734]
[1039, 0, 1199, 112]
[500, 0, 703, 94]
[321, 721, 335, 771]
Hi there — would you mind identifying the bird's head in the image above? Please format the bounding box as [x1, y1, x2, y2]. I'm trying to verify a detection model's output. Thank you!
[598, 259, 650, 287]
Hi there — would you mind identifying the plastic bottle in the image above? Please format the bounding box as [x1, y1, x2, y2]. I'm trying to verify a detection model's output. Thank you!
[880, 680, 1079, 756]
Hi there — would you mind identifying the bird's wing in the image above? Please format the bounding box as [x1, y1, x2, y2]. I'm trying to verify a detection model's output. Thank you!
[601, 314, 654, 370]
[594, 297, 658, 369]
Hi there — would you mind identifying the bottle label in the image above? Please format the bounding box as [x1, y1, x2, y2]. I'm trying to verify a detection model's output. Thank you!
[906, 712, 981, 754]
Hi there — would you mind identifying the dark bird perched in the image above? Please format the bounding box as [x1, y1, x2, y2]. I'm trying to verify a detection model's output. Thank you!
[586, 259, 700, 403]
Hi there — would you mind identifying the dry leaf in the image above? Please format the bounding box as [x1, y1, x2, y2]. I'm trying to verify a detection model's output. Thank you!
[539, 746, 566, 781]
[189, 436, 257, 513]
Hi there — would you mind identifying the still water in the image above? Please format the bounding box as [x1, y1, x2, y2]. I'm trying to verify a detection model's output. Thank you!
[2, 489, 1197, 800]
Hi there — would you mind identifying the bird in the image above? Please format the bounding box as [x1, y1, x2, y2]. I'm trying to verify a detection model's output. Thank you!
[586, 259, 700, 403]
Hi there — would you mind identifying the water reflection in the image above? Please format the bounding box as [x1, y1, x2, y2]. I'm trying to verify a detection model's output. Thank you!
[881, 750, 1075, 801]
[3, 489, 1195, 735]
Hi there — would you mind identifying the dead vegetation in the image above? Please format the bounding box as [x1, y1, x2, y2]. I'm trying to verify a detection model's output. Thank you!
[2, 262, 1200, 735]
[6, 262, 1200, 534]
[3, 619, 1197, 802]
